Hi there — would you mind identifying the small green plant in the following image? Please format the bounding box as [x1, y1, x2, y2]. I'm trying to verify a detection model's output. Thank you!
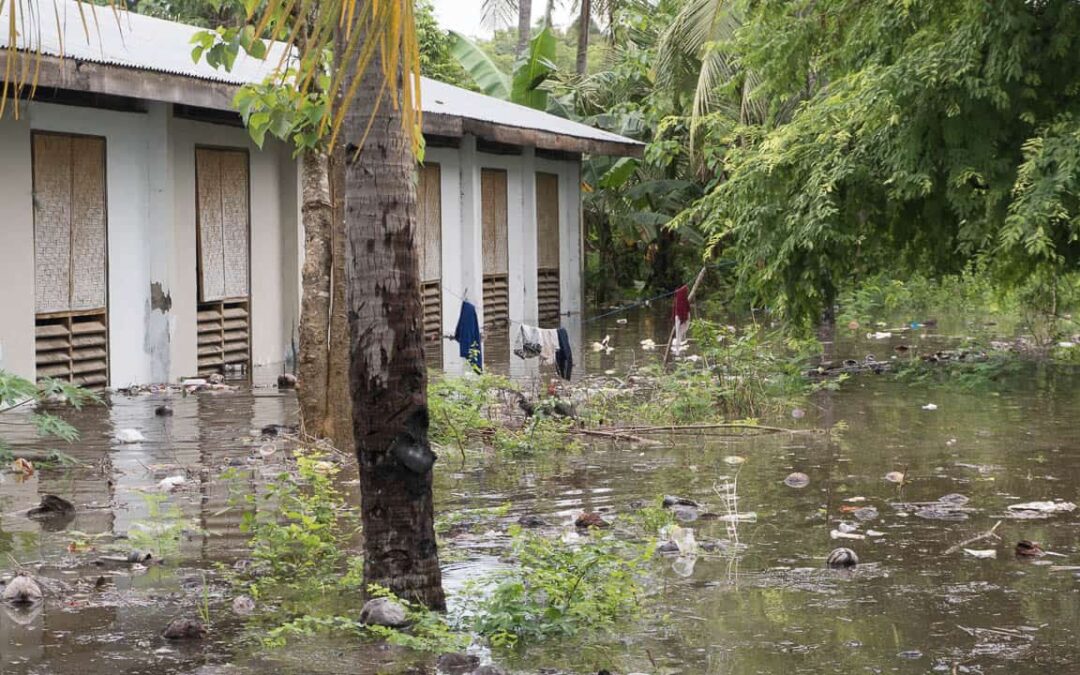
[623, 496, 675, 535]
[461, 527, 650, 647]
[127, 492, 194, 558]
[198, 572, 212, 627]
[428, 373, 580, 457]
[360, 585, 471, 653]
[0, 370, 100, 459]
[237, 450, 357, 600]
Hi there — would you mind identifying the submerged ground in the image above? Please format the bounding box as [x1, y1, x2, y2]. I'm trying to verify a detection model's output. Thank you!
[1, 313, 1079, 674]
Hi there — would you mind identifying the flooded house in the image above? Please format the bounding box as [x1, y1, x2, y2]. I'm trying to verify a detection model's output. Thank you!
[0, 0, 642, 388]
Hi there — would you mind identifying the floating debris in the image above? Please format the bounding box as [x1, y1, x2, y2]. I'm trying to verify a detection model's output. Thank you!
[784, 472, 810, 488]
[884, 471, 906, 484]
[113, 428, 146, 444]
[724, 456, 746, 466]
[915, 505, 970, 521]
[1, 574, 42, 605]
[575, 512, 609, 529]
[938, 494, 970, 506]
[11, 458, 34, 477]
[1007, 501, 1076, 516]
[831, 529, 866, 541]
[1015, 540, 1045, 558]
[162, 618, 207, 640]
[852, 506, 879, 521]
[922, 403, 938, 411]
[156, 475, 186, 492]
[154, 405, 174, 417]
[964, 548, 997, 559]
[662, 495, 699, 508]
[232, 595, 256, 616]
[827, 547, 859, 568]
[436, 653, 480, 675]
[27, 495, 75, 520]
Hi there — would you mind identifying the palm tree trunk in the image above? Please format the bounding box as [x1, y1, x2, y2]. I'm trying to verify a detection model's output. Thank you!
[516, 0, 533, 55]
[575, 0, 591, 75]
[342, 33, 445, 609]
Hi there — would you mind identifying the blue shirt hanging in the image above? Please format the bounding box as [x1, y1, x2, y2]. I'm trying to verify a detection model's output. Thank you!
[453, 300, 482, 373]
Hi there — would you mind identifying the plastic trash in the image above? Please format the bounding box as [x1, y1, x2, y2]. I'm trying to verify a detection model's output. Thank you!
[114, 429, 146, 444]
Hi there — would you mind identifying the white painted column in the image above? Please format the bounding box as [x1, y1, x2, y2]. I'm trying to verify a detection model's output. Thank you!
[520, 147, 539, 325]
[0, 117, 35, 380]
[504, 156, 525, 325]
[428, 147, 464, 372]
[450, 135, 484, 375]
[145, 103, 176, 384]
[562, 160, 585, 376]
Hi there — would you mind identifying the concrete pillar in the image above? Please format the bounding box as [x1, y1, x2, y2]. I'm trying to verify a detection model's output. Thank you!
[0, 116, 35, 380]
[452, 135, 483, 374]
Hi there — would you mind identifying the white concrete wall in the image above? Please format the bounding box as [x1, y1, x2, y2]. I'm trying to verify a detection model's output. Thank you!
[169, 118, 299, 380]
[0, 114, 35, 380]
[20, 101, 158, 386]
[1, 105, 583, 386]
[423, 147, 464, 372]
[0, 102, 299, 387]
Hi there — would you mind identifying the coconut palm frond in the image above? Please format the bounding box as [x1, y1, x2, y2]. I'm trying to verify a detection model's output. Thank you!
[481, 0, 518, 31]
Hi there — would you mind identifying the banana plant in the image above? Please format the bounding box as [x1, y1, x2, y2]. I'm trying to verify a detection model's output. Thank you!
[450, 26, 558, 112]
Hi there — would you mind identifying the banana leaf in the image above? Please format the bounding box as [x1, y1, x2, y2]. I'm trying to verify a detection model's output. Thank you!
[449, 31, 511, 100]
[510, 26, 558, 110]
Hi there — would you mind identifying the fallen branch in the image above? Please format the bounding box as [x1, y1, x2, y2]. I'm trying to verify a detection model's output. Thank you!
[613, 422, 820, 435]
[569, 428, 661, 445]
[943, 520, 1002, 556]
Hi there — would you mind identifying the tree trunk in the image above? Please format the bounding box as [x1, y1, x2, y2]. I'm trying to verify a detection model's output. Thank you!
[297, 149, 333, 439]
[575, 0, 591, 75]
[342, 41, 445, 609]
[516, 0, 533, 55]
[296, 148, 355, 454]
[326, 147, 354, 454]
[543, 0, 554, 27]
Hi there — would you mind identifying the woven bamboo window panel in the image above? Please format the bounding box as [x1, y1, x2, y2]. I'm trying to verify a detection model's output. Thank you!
[196, 148, 250, 302]
[536, 172, 561, 328]
[481, 168, 509, 331]
[417, 163, 442, 344]
[31, 133, 109, 387]
[196, 148, 251, 377]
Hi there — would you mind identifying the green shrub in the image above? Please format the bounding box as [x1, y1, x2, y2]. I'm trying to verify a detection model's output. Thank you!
[462, 527, 650, 647]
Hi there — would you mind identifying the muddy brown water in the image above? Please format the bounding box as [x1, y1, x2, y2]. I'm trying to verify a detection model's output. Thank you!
[1, 314, 1079, 674]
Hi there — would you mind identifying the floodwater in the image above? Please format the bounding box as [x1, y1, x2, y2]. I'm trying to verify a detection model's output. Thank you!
[2, 314, 1079, 674]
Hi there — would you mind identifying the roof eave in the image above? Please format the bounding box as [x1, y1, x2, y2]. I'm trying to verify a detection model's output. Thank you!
[423, 112, 644, 158]
[3, 51, 645, 158]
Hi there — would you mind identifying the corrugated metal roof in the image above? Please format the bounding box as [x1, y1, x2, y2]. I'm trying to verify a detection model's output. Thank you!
[1, 0, 641, 150]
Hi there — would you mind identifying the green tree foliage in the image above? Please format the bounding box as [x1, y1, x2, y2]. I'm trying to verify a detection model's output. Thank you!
[674, 0, 1080, 325]
[414, 0, 473, 88]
